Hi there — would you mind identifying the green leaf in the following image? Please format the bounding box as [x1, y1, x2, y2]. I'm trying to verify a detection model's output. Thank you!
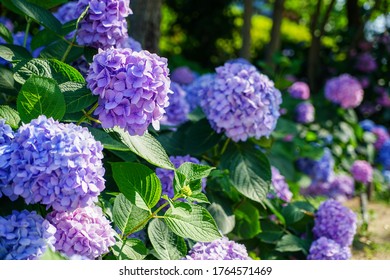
[106, 126, 174, 170]
[148, 219, 187, 260]
[25, 0, 68, 9]
[112, 237, 148, 260]
[0, 44, 32, 62]
[39, 40, 83, 63]
[176, 162, 215, 182]
[0, 23, 13, 44]
[0, 105, 21, 129]
[88, 127, 130, 152]
[17, 75, 66, 122]
[275, 234, 309, 254]
[0, 67, 18, 96]
[113, 194, 150, 236]
[12, 0, 62, 34]
[60, 82, 97, 113]
[207, 195, 235, 235]
[281, 204, 305, 225]
[220, 143, 271, 203]
[164, 202, 222, 242]
[234, 200, 261, 239]
[187, 193, 210, 204]
[111, 162, 162, 210]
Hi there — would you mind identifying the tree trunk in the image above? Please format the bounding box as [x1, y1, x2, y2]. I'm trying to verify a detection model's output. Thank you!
[128, 0, 162, 53]
[240, 0, 253, 60]
[265, 0, 285, 67]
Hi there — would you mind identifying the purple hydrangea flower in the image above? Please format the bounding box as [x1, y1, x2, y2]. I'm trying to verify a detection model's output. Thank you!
[54, 1, 80, 38]
[288, 81, 310, 100]
[160, 82, 190, 126]
[156, 155, 206, 200]
[171, 66, 197, 85]
[350, 160, 373, 184]
[378, 140, 390, 170]
[0, 120, 14, 198]
[355, 52, 377, 73]
[183, 73, 215, 112]
[183, 237, 251, 260]
[226, 58, 251, 65]
[200, 62, 282, 142]
[77, 0, 132, 49]
[313, 200, 357, 247]
[47, 206, 115, 259]
[119, 36, 143, 51]
[359, 120, 375, 131]
[328, 174, 355, 201]
[307, 237, 351, 260]
[0, 119, 13, 146]
[0, 210, 56, 260]
[301, 181, 331, 198]
[324, 74, 364, 109]
[87, 48, 172, 136]
[372, 126, 389, 150]
[3, 115, 105, 211]
[296, 148, 334, 182]
[295, 102, 315, 124]
[268, 166, 292, 202]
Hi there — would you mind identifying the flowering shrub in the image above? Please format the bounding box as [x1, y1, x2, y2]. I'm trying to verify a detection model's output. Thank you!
[324, 74, 364, 109]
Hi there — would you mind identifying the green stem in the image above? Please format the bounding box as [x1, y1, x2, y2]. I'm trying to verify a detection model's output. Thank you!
[77, 102, 99, 125]
[24, 18, 32, 48]
[220, 138, 231, 155]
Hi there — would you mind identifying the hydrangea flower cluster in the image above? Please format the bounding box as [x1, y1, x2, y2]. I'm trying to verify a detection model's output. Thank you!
[120, 36, 143, 51]
[328, 174, 355, 201]
[0, 120, 14, 198]
[378, 141, 390, 170]
[183, 237, 251, 260]
[295, 102, 315, 124]
[372, 126, 389, 150]
[171, 66, 197, 85]
[350, 160, 373, 184]
[86, 48, 172, 136]
[160, 82, 190, 126]
[200, 62, 282, 142]
[54, 1, 79, 39]
[296, 148, 334, 182]
[307, 237, 351, 260]
[2, 115, 105, 211]
[0, 210, 56, 260]
[184, 73, 215, 112]
[47, 206, 116, 259]
[312, 200, 357, 248]
[156, 155, 206, 199]
[324, 74, 364, 109]
[355, 52, 377, 73]
[77, 0, 132, 49]
[288, 81, 310, 100]
[359, 120, 375, 131]
[268, 166, 292, 202]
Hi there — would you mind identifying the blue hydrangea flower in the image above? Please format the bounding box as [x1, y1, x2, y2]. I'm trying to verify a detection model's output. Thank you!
[54, 1, 79, 39]
[119, 36, 143, 51]
[307, 237, 351, 260]
[268, 166, 292, 202]
[160, 82, 190, 126]
[3, 115, 105, 211]
[359, 120, 375, 132]
[87, 48, 172, 136]
[313, 200, 357, 247]
[77, 0, 132, 49]
[0, 120, 14, 198]
[171, 66, 197, 85]
[0, 210, 56, 260]
[183, 237, 251, 260]
[295, 102, 315, 124]
[47, 206, 116, 259]
[183, 73, 215, 112]
[296, 148, 334, 182]
[378, 140, 390, 169]
[328, 174, 355, 201]
[200, 62, 282, 142]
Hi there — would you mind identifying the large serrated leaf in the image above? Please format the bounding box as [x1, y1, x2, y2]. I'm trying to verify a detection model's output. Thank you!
[60, 82, 97, 113]
[111, 162, 162, 210]
[0, 44, 32, 62]
[164, 202, 222, 242]
[106, 126, 174, 170]
[113, 194, 150, 236]
[148, 219, 187, 260]
[176, 162, 215, 182]
[112, 237, 148, 260]
[275, 234, 310, 254]
[0, 105, 21, 129]
[17, 75, 66, 122]
[88, 127, 130, 152]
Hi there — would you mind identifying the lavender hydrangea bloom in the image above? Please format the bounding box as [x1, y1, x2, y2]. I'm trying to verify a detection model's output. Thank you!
[307, 237, 351, 260]
[313, 200, 357, 247]
[4, 115, 105, 211]
[355, 52, 377, 73]
[372, 126, 389, 150]
[156, 155, 206, 199]
[171, 66, 197, 85]
[47, 206, 115, 259]
[296, 148, 334, 182]
[350, 160, 373, 184]
[160, 82, 190, 126]
[119, 36, 143, 51]
[200, 62, 282, 142]
[0, 120, 14, 198]
[0, 210, 56, 260]
[378, 140, 390, 170]
[268, 166, 292, 202]
[77, 0, 132, 49]
[328, 174, 355, 201]
[0, 120, 13, 146]
[54, 1, 79, 39]
[87, 48, 172, 136]
[301, 181, 331, 198]
[288, 81, 310, 100]
[184, 73, 215, 112]
[183, 237, 251, 260]
[324, 74, 364, 109]
[295, 102, 315, 124]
